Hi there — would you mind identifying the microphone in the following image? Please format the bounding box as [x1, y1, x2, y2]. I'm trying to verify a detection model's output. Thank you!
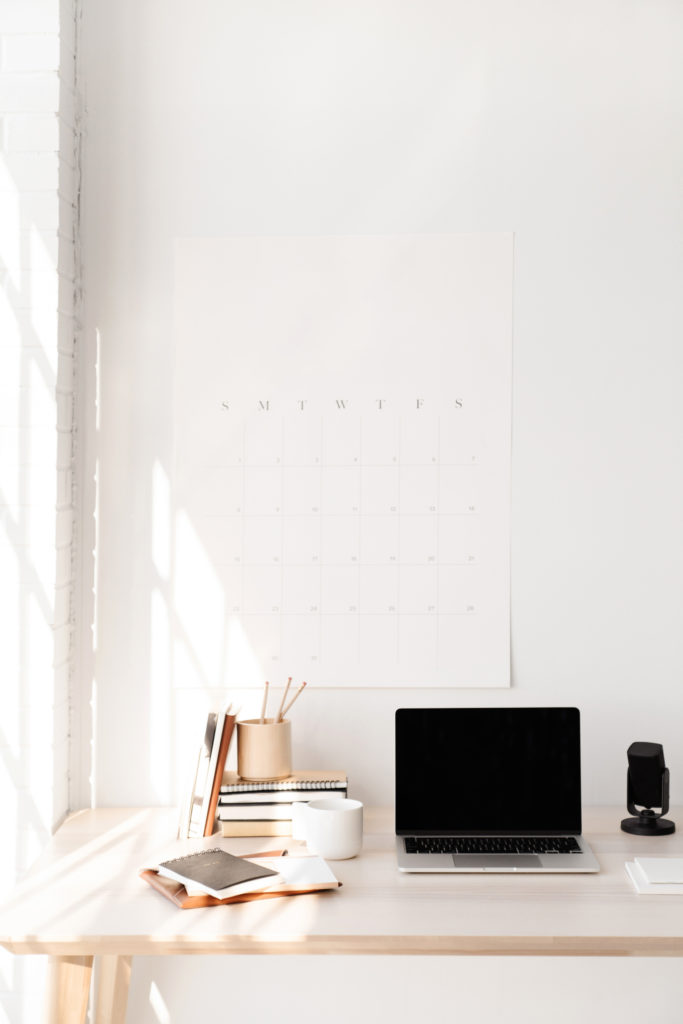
[621, 742, 675, 836]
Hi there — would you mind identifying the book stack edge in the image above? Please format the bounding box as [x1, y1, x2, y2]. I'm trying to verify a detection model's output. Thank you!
[625, 857, 683, 894]
[178, 706, 237, 839]
[218, 770, 348, 837]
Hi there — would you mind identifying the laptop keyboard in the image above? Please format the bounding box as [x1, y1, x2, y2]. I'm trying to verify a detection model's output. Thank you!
[405, 836, 582, 855]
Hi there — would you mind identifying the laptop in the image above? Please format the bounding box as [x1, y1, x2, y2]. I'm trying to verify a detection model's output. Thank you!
[396, 707, 599, 872]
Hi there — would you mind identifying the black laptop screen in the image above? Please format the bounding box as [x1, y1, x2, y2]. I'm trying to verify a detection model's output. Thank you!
[395, 707, 582, 835]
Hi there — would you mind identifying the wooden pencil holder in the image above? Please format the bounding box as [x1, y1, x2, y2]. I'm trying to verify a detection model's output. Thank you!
[236, 718, 292, 781]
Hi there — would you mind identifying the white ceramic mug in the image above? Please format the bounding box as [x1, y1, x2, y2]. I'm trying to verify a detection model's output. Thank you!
[296, 798, 363, 859]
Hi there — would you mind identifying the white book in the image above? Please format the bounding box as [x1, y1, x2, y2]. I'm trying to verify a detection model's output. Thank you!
[625, 861, 683, 895]
[633, 857, 683, 885]
[218, 803, 293, 821]
[187, 712, 219, 838]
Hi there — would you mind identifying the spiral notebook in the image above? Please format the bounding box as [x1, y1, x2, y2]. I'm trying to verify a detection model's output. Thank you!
[220, 770, 347, 794]
[156, 847, 281, 899]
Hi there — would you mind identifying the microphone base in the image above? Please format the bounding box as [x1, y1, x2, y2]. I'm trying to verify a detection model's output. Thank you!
[621, 815, 675, 836]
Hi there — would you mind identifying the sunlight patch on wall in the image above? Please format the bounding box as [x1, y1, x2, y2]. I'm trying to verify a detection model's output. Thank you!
[173, 509, 225, 685]
[225, 614, 267, 691]
[152, 459, 171, 581]
[149, 588, 171, 801]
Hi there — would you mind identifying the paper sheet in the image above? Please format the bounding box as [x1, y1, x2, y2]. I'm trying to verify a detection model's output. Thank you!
[173, 234, 512, 686]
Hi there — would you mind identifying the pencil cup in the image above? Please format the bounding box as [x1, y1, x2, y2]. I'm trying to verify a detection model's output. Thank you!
[236, 718, 292, 782]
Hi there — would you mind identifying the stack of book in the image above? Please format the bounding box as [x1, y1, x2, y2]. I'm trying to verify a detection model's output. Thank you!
[140, 846, 341, 908]
[177, 705, 237, 839]
[218, 770, 348, 837]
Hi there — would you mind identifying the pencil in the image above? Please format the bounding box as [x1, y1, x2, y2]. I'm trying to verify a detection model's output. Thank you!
[276, 677, 293, 723]
[281, 680, 307, 719]
[259, 680, 269, 724]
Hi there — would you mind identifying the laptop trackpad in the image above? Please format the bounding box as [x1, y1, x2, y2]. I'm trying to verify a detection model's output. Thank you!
[453, 854, 542, 870]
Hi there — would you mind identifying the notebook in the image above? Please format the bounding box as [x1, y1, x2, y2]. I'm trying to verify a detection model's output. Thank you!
[395, 707, 599, 873]
[142, 851, 341, 908]
[156, 847, 281, 898]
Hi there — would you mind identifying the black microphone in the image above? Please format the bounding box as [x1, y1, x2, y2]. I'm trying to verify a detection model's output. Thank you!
[621, 741, 675, 836]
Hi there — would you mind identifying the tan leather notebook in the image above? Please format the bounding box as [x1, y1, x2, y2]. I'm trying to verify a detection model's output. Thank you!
[140, 850, 340, 909]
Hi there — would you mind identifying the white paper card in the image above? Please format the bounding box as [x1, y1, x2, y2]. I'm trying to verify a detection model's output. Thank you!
[173, 234, 513, 686]
[626, 861, 683, 895]
[634, 857, 683, 884]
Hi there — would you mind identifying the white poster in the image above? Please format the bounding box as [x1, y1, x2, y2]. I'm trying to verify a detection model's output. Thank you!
[173, 234, 512, 687]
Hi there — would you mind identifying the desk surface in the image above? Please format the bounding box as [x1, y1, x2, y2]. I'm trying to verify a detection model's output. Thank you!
[2, 806, 683, 958]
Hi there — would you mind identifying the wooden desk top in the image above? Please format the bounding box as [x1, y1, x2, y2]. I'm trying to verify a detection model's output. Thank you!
[1, 807, 683, 958]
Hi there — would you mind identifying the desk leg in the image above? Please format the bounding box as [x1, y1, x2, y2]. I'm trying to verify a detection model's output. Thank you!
[45, 954, 93, 1024]
[95, 954, 133, 1024]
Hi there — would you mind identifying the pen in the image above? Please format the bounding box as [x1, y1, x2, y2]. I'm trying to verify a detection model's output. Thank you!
[242, 849, 287, 859]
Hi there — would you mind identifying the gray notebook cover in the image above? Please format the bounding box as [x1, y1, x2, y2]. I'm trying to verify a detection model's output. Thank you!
[158, 848, 278, 892]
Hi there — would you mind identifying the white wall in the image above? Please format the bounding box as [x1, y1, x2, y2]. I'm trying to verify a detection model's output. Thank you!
[0, 0, 79, 1019]
[77, 1, 683, 1018]
[79, 0, 683, 809]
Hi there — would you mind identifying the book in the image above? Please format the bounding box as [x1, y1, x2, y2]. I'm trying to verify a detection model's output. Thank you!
[156, 847, 281, 899]
[220, 770, 347, 794]
[634, 857, 683, 884]
[179, 707, 237, 839]
[203, 711, 236, 836]
[140, 851, 341, 909]
[220, 819, 292, 837]
[187, 712, 218, 837]
[218, 803, 295, 821]
[625, 861, 683, 895]
[218, 786, 348, 805]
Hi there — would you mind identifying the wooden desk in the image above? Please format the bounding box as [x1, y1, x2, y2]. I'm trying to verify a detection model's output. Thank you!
[1, 806, 682, 1023]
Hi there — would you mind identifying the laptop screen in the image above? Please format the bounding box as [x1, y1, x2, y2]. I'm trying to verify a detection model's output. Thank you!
[395, 707, 582, 835]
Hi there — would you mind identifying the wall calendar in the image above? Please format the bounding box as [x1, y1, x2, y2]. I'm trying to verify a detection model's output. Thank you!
[173, 234, 512, 687]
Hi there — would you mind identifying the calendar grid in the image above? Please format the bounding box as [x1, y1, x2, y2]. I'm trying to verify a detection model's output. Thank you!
[173, 233, 511, 686]
[184, 411, 486, 649]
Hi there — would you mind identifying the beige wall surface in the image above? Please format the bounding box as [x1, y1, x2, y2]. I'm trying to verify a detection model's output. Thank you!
[77, 2, 683, 1015]
[79, 0, 683, 811]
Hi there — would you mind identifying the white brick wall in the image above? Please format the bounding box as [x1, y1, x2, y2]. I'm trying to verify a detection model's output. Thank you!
[1, 34, 61, 73]
[4, 112, 60, 150]
[0, 1, 79, 1018]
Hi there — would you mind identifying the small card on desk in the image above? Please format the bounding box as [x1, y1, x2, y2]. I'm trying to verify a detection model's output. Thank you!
[626, 858, 683, 894]
[634, 858, 683, 884]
